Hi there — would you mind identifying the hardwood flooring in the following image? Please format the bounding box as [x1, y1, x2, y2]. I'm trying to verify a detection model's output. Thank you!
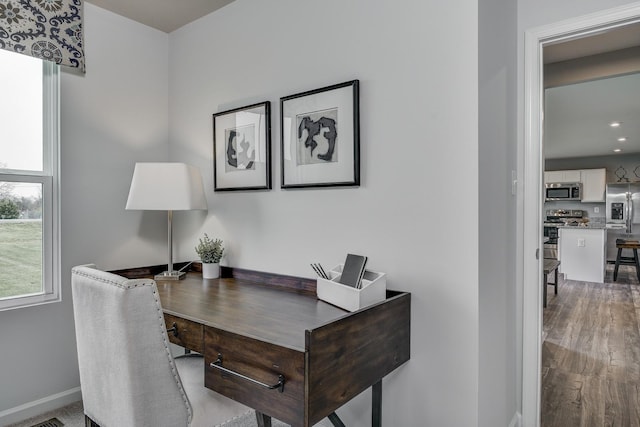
[541, 264, 640, 426]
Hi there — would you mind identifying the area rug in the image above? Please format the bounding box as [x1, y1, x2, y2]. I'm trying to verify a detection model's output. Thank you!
[216, 411, 289, 427]
[8, 401, 328, 427]
[218, 413, 330, 427]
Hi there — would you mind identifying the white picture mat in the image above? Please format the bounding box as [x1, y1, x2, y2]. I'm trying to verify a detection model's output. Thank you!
[282, 85, 355, 186]
[215, 106, 268, 188]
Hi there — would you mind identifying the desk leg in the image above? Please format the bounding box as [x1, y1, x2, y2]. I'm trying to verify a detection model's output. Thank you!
[372, 379, 383, 427]
[328, 412, 346, 427]
[256, 411, 272, 427]
[84, 415, 99, 427]
[325, 380, 383, 427]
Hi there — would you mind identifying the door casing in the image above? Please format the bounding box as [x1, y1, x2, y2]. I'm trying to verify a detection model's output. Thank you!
[520, 3, 640, 426]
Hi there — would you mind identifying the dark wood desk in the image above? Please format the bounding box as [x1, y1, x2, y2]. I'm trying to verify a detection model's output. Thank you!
[154, 267, 411, 427]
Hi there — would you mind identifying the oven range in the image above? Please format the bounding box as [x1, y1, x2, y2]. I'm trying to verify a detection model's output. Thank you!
[543, 209, 585, 259]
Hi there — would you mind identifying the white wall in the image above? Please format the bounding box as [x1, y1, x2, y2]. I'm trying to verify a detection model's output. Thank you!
[479, 0, 518, 425]
[546, 153, 640, 183]
[169, 0, 480, 425]
[61, 5, 170, 272]
[0, 4, 169, 422]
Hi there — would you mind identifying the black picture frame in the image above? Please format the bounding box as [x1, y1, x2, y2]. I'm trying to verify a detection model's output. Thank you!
[213, 101, 271, 191]
[280, 80, 360, 189]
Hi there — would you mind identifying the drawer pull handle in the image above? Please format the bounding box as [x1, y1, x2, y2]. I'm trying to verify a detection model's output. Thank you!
[210, 353, 285, 393]
[167, 322, 179, 337]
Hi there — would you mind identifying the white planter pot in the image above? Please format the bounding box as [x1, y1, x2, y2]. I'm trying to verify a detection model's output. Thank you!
[202, 262, 220, 279]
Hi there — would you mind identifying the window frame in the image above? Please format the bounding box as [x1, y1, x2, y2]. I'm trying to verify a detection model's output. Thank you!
[0, 59, 60, 311]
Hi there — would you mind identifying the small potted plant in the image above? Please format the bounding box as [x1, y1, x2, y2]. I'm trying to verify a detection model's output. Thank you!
[195, 234, 224, 279]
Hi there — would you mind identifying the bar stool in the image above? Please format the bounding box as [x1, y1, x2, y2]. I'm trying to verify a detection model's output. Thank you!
[613, 239, 640, 282]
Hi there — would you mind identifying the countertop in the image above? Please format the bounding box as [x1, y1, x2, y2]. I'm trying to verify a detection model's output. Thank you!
[557, 224, 607, 229]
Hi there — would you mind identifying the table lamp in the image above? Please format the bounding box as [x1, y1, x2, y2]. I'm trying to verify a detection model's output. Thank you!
[126, 162, 207, 280]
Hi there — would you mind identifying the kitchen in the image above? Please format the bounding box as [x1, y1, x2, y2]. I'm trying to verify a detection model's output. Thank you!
[543, 71, 640, 285]
[543, 166, 640, 283]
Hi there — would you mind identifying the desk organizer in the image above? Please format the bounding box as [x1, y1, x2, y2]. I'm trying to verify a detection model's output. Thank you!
[316, 264, 386, 312]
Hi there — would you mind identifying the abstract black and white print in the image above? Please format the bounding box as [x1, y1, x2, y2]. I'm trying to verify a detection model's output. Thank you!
[296, 108, 338, 166]
[225, 124, 256, 172]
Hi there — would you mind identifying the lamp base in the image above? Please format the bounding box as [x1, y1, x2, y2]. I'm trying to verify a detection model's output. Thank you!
[154, 271, 186, 281]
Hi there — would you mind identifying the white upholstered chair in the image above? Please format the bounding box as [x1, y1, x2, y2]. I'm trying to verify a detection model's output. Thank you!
[71, 265, 252, 427]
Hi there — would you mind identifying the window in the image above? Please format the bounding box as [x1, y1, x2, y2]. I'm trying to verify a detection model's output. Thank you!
[0, 50, 60, 311]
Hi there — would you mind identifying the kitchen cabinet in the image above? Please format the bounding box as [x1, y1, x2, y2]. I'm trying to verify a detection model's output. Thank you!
[580, 168, 606, 202]
[544, 170, 582, 184]
[544, 168, 606, 202]
[558, 227, 606, 283]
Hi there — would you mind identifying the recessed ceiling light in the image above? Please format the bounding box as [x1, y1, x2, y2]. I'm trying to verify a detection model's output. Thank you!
[618, 137, 628, 142]
[610, 121, 622, 128]
[614, 148, 622, 152]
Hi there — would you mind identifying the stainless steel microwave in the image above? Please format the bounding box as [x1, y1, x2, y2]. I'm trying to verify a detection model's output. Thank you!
[545, 182, 582, 201]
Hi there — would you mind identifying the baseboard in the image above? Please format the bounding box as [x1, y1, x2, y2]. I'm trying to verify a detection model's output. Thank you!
[509, 411, 522, 427]
[0, 386, 82, 426]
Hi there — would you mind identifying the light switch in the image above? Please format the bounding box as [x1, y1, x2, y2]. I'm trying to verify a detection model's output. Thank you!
[594, 207, 600, 213]
[577, 238, 585, 247]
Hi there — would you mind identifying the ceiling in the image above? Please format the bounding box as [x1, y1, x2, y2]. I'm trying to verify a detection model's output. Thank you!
[544, 72, 640, 159]
[544, 23, 640, 160]
[86, 0, 235, 33]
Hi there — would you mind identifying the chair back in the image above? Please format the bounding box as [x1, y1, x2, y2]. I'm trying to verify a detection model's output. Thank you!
[71, 265, 192, 427]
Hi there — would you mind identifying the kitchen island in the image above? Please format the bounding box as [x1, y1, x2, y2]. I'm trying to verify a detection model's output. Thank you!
[558, 225, 607, 283]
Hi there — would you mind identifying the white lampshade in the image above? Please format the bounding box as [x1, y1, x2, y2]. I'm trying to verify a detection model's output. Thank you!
[126, 162, 207, 211]
[126, 162, 207, 280]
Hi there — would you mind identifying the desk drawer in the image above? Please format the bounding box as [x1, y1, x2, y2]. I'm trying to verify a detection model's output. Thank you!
[164, 314, 203, 353]
[204, 327, 304, 426]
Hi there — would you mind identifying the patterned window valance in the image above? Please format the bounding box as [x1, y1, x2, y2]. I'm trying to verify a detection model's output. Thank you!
[0, 0, 84, 71]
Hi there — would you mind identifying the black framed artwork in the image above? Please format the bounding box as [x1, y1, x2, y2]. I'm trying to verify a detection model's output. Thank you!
[213, 101, 271, 191]
[280, 80, 360, 189]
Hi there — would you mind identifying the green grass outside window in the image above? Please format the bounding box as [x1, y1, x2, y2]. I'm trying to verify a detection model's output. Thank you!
[0, 221, 42, 298]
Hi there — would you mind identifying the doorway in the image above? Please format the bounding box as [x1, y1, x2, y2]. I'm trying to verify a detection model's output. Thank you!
[521, 4, 640, 426]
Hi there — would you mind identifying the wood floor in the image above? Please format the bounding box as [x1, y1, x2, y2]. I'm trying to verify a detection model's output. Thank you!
[541, 263, 640, 426]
